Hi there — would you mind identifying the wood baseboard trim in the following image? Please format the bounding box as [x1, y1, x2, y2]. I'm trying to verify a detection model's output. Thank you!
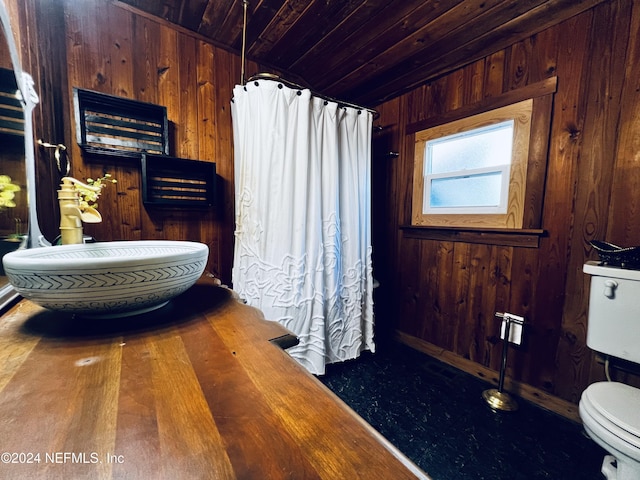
[395, 331, 582, 424]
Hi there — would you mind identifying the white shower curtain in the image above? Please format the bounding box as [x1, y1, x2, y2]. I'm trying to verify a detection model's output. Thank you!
[231, 79, 375, 375]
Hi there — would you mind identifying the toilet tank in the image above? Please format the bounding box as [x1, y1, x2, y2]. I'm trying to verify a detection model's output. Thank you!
[583, 261, 640, 364]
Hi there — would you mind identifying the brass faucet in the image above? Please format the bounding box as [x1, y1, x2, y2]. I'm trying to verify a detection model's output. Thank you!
[58, 177, 102, 245]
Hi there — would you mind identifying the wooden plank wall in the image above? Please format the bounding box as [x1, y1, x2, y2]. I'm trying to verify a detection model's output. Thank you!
[0, 29, 10, 70]
[18, 0, 265, 283]
[62, 0, 262, 282]
[373, 0, 640, 408]
[0, 0, 19, 70]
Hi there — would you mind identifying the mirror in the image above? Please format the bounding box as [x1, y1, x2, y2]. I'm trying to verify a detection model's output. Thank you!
[0, 0, 44, 310]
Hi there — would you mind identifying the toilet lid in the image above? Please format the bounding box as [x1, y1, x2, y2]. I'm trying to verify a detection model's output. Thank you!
[586, 382, 640, 439]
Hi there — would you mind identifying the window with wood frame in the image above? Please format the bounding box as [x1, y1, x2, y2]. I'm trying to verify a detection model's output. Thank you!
[404, 77, 556, 246]
[412, 100, 533, 228]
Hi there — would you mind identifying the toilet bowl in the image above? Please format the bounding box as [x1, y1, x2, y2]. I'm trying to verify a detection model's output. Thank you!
[579, 381, 640, 480]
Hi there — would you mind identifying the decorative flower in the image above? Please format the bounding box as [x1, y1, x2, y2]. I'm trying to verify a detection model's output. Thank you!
[76, 173, 117, 212]
[0, 175, 21, 209]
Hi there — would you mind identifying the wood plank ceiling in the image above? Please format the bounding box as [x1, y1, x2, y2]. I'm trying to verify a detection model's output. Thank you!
[117, 0, 608, 107]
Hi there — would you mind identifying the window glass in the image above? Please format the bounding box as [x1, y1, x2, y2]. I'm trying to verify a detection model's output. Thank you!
[427, 121, 514, 174]
[429, 172, 504, 208]
[424, 120, 514, 213]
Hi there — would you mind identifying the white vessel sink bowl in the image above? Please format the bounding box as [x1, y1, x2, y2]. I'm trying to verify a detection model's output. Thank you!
[2, 240, 209, 318]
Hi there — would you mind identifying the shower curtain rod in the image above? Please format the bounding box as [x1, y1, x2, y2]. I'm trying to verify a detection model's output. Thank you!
[238, 2, 376, 118]
[246, 72, 379, 119]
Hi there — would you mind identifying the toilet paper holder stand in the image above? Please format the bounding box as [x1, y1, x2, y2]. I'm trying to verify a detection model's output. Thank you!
[482, 312, 525, 412]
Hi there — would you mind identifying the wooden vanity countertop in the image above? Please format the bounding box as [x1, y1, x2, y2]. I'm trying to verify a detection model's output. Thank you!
[0, 278, 428, 479]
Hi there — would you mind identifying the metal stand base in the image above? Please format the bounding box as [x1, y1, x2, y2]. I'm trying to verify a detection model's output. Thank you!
[482, 388, 518, 412]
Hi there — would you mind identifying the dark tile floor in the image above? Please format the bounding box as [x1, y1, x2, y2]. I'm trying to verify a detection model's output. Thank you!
[319, 342, 607, 480]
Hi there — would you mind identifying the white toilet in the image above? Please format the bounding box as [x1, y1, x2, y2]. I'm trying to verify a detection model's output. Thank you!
[581, 261, 640, 480]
